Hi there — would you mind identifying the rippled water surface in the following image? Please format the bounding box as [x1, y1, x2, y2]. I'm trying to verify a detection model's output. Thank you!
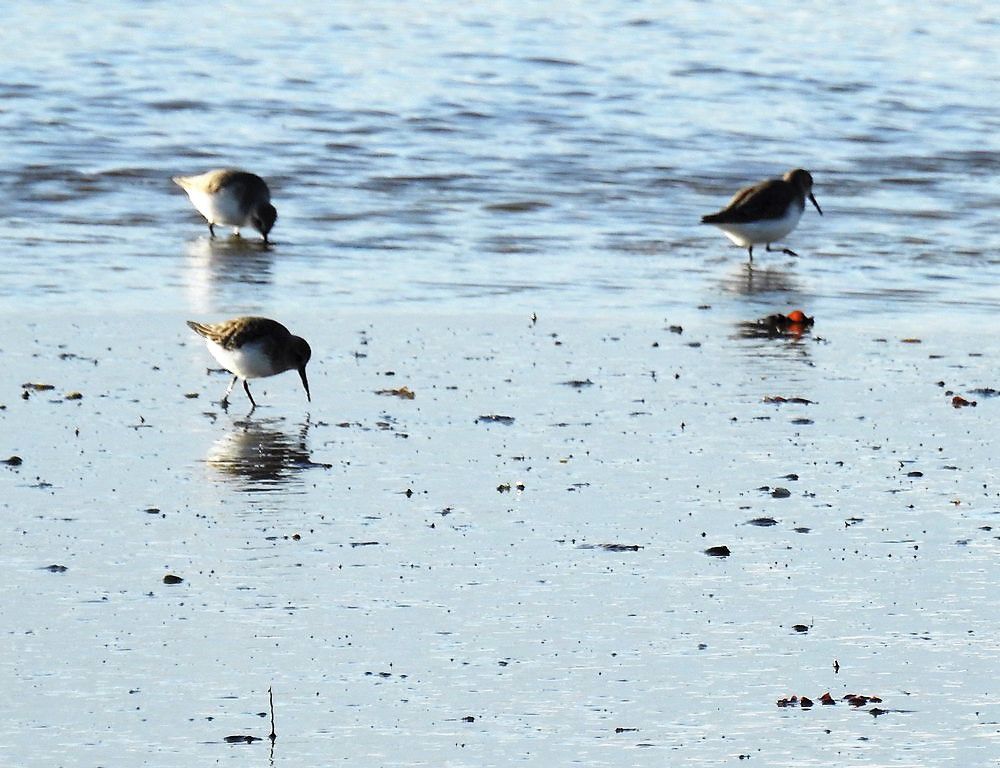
[2, 0, 999, 314]
[1, 2, 999, 766]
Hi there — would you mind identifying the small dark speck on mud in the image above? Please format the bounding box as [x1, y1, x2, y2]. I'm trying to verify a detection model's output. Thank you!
[747, 517, 778, 527]
[375, 386, 415, 399]
[792, 624, 809, 633]
[705, 545, 731, 557]
[64, 391, 82, 400]
[225, 735, 261, 744]
[907, 470, 923, 477]
[43, 564, 68, 572]
[599, 543, 641, 552]
[476, 414, 515, 425]
[969, 387, 999, 397]
[461, 715, 475, 722]
[561, 379, 594, 388]
[845, 694, 883, 707]
[144, 507, 160, 514]
[771, 487, 791, 498]
[162, 574, 184, 585]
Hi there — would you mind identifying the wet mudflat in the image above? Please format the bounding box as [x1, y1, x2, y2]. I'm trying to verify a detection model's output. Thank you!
[2, 306, 997, 765]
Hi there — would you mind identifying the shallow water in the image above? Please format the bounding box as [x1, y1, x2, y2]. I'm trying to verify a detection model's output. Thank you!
[1, 1, 999, 765]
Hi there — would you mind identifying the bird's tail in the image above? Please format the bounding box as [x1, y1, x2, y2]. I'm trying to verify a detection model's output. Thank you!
[186, 320, 213, 339]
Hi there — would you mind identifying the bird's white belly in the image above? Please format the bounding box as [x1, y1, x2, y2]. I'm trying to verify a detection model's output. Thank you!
[715, 205, 802, 247]
[186, 188, 249, 227]
[206, 340, 276, 379]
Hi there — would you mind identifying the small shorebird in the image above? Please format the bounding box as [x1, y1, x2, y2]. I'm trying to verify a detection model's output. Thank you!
[187, 317, 311, 409]
[701, 168, 822, 262]
[173, 169, 277, 243]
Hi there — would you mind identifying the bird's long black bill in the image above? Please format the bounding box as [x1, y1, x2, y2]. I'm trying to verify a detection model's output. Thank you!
[809, 193, 823, 215]
[299, 367, 311, 402]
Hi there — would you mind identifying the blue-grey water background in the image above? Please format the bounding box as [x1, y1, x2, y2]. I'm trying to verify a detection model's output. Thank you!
[1, 1, 999, 766]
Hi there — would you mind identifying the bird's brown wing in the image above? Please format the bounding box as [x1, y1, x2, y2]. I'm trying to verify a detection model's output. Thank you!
[187, 317, 288, 350]
[205, 170, 271, 209]
[702, 179, 793, 224]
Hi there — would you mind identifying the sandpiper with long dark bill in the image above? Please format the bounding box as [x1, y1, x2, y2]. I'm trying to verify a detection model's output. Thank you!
[701, 168, 822, 262]
[187, 317, 311, 410]
[173, 169, 278, 243]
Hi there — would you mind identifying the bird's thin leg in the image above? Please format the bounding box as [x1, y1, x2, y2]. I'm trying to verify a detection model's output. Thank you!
[747, 245, 754, 263]
[243, 379, 257, 408]
[220, 375, 238, 408]
[209, 222, 216, 238]
[766, 243, 799, 257]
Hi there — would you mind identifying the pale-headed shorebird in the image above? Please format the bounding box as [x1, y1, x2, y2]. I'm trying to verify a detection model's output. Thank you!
[173, 169, 277, 243]
[187, 317, 311, 410]
[701, 169, 822, 262]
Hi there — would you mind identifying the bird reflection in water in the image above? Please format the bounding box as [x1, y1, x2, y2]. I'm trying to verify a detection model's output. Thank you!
[205, 416, 328, 491]
[184, 236, 275, 311]
[736, 309, 814, 341]
[721, 262, 801, 297]
[734, 309, 815, 368]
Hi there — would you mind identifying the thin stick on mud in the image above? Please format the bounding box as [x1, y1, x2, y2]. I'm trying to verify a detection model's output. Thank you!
[268, 686, 276, 743]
